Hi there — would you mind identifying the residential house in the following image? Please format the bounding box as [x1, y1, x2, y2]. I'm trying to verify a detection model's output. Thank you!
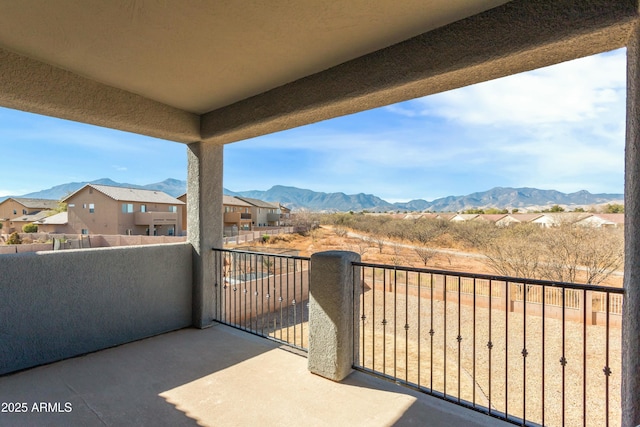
[473, 214, 509, 225]
[33, 211, 72, 234]
[0, 197, 58, 233]
[223, 195, 253, 234]
[8, 210, 53, 233]
[234, 196, 281, 227]
[495, 213, 543, 227]
[575, 213, 625, 228]
[2, 2, 640, 426]
[531, 212, 591, 228]
[177, 193, 187, 233]
[63, 184, 184, 236]
[279, 204, 292, 225]
[449, 213, 479, 222]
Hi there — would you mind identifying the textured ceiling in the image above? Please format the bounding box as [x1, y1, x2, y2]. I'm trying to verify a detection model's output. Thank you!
[0, 0, 509, 114]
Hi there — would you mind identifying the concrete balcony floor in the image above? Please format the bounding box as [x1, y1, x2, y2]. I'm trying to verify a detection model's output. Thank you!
[0, 324, 510, 427]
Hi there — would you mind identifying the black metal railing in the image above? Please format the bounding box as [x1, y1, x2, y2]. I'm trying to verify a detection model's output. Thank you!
[213, 248, 310, 351]
[352, 261, 624, 427]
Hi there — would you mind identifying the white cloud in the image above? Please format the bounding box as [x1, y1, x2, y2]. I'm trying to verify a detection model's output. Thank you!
[388, 48, 626, 127]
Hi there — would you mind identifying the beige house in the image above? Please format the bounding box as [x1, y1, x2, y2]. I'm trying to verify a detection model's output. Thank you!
[222, 195, 253, 233]
[0, 197, 58, 233]
[177, 193, 187, 233]
[575, 213, 625, 228]
[33, 212, 71, 234]
[63, 184, 184, 236]
[234, 197, 281, 227]
[8, 210, 52, 233]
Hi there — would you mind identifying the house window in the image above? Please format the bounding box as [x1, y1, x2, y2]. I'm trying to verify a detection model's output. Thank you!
[83, 204, 87, 209]
[169, 206, 177, 213]
[68, 204, 75, 208]
[13, 209, 16, 215]
[22, 209, 27, 215]
[122, 203, 133, 213]
[89, 203, 95, 213]
[141, 205, 146, 213]
[81, 229, 88, 235]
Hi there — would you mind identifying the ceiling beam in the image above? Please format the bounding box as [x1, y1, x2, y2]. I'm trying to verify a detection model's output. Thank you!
[201, 0, 638, 145]
[0, 47, 200, 144]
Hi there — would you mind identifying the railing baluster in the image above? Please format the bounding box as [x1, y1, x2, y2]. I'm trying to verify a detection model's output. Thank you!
[418, 272, 421, 390]
[405, 270, 410, 384]
[473, 277, 476, 408]
[583, 288, 587, 427]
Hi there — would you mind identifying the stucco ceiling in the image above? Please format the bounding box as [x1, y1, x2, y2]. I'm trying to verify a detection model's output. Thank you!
[0, 0, 509, 114]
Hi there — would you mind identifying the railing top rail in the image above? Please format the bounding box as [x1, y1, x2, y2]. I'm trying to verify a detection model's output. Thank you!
[352, 260, 625, 294]
[212, 247, 311, 261]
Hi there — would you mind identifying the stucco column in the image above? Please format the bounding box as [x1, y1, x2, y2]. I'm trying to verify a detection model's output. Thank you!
[623, 22, 640, 427]
[187, 141, 223, 328]
[308, 251, 360, 381]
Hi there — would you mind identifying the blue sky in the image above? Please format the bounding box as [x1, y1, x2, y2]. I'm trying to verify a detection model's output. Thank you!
[0, 48, 626, 203]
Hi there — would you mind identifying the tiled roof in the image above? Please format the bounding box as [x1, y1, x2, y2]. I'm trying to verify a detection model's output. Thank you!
[65, 184, 184, 204]
[6, 198, 59, 209]
[10, 210, 53, 222]
[223, 195, 253, 207]
[593, 213, 624, 224]
[234, 197, 279, 209]
[508, 214, 544, 222]
[35, 212, 68, 225]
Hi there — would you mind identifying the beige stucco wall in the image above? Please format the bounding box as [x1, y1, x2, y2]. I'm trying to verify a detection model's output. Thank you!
[0, 243, 193, 375]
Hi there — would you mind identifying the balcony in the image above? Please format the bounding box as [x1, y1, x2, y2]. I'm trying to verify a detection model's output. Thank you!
[134, 211, 178, 226]
[224, 212, 252, 224]
[267, 213, 280, 222]
[0, 244, 626, 426]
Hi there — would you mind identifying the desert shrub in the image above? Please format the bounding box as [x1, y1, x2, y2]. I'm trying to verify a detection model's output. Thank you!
[6, 232, 22, 245]
[22, 223, 38, 233]
[261, 234, 270, 244]
[269, 234, 293, 244]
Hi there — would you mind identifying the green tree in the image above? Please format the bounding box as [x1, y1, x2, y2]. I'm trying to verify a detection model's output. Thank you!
[22, 224, 38, 233]
[605, 203, 624, 213]
[548, 205, 565, 212]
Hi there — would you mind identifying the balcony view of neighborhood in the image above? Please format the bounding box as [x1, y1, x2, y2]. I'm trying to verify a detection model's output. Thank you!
[2, 2, 640, 427]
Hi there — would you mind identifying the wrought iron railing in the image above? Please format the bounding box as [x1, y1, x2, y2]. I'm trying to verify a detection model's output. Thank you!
[352, 261, 624, 427]
[212, 248, 310, 350]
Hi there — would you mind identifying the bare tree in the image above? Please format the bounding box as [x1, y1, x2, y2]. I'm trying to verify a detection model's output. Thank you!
[482, 224, 544, 279]
[578, 228, 624, 285]
[349, 238, 370, 258]
[390, 244, 404, 266]
[414, 246, 437, 266]
[369, 235, 386, 253]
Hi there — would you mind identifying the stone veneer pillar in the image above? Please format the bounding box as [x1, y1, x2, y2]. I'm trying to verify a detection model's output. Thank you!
[623, 21, 640, 427]
[187, 141, 223, 328]
[308, 251, 361, 381]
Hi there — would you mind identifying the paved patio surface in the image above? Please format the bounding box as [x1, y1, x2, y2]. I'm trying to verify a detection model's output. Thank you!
[0, 324, 510, 426]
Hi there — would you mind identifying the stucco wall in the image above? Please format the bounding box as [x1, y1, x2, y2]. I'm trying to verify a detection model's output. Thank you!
[0, 242, 193, 374]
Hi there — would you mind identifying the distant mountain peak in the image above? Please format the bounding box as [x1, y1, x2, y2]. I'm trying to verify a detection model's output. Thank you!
[1, 180, 624, 212]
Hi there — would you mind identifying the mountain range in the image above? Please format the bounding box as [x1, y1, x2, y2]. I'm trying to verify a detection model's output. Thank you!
[0, 179, 624, 213]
